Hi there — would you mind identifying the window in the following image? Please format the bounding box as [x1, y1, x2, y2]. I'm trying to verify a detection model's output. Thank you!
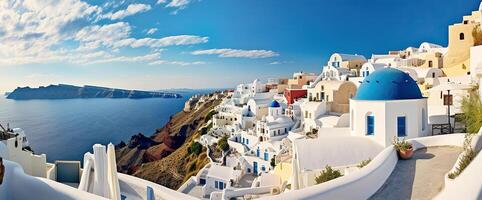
[422, 109, 426, 131]
[264, 151, 268, 161]
[256, 148, 260, 157]
[215, 181, 219, 189]
[261, 165, 266, 171]
[432, 72, 435, 78]
[242, 138, 245, 144]
[397, 116, 406, 137]
[246, 139, 249, 145]
[428, 61, 433, 68]
[460, 33, 465, 40]
[367, 115, 374, 135]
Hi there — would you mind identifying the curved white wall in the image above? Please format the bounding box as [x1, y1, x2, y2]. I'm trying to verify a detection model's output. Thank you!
[261, 134, 468, 200]
[1, 160, 106, 200]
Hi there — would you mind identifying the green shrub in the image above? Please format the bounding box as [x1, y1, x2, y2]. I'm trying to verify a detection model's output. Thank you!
[357, 158, 372, 168]
[461, 90, 482, 133]
[189, 142, 203, 155]
[448, 135, 478, 179]
[315, 166, 343, 184]
[189, 162, 197, 172]
[270, 157, 276, 168]
[217, 136, 229, 152]
[204, 110, 218, 123]
[392, 137, 412, 152]
[200, 123, 213, 135]
[473, 24, 482, 46]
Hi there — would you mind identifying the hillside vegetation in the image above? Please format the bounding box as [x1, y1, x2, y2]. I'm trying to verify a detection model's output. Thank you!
[116, 94, 221, 189]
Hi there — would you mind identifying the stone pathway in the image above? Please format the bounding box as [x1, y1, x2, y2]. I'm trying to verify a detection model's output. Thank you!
[370, 146, 462, 200]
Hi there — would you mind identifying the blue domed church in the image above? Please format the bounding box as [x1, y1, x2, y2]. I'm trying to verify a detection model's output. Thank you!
[349, 68, 429, 146]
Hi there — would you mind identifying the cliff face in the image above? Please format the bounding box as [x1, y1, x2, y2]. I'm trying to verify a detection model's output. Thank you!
[115, 93, 222, 189]
[7, 84, 182, 100]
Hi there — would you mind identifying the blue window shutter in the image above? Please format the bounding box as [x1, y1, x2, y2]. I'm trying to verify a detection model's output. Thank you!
[367, 116, 374, 135]
[215, 181, 218, 189]
[146, 186, 154, 200]
[264, 152, 268, 161]
[397, 117, 406, 137]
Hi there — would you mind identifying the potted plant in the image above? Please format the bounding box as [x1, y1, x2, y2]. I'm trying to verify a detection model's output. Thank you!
[392, 137, 413, 159]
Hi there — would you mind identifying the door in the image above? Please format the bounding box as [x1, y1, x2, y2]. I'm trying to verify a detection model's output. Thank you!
[253, 161, 258, 174]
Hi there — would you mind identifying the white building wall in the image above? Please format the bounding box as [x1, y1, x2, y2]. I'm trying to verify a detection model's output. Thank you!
[3, 138, 47, 178]
[350, 99, 428, 147]
[350, 100, 387, 147]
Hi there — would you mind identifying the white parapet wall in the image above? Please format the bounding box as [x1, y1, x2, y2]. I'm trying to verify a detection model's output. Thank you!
[261, 134, 469, 200]
[3, 138, 47, 178]
[117, 173, 199, 200]
[0, 160, 107, 200]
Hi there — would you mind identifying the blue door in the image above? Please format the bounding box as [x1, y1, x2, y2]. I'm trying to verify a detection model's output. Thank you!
[253, 161, 258, 174]
[256, 148, 260, 157]
[397, 116, 406, 137]
[367, 116, 374, 135]
[264, 152, 268, 161]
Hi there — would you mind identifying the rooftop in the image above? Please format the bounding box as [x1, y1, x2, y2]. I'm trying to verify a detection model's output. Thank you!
[354, 68, 423, 101]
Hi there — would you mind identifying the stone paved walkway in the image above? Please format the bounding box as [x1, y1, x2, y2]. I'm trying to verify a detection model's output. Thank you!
[370, 146, 462, 200]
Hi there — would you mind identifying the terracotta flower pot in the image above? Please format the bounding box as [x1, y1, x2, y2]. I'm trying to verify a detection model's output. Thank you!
[398, 146, 414, 160]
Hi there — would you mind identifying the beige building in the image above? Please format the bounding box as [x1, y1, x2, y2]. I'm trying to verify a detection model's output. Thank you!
[443, 7, 482, 76]
[287, 72, 317, 89]
[328, 53, 367, 76]
[307, 80, 357, 114]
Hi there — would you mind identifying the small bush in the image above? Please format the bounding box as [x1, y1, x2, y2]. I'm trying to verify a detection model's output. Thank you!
[473, 25, 482, 46]
[200, 123, 213, 135]
[217, 136, 229, 152]
[189, 142, 203, 155]
[204, 110, 218, 123]
[392, 137, 412, 152]
[448, 135, 478, 179]
[189, 162, 197, 172]
[315, 166, 343, 184]
[357, 158, 372, 168]
[461, 90, 482, 133]
[270, 157, 276, 169]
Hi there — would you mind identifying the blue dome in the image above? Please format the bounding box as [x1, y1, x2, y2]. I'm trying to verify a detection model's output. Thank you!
[354, 68, 423, 101]
[269, 100, 281, 108]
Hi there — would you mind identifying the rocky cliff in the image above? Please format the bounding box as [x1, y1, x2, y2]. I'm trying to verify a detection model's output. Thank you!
[7, 84, 182, 100]
[115, 93, 222, 189]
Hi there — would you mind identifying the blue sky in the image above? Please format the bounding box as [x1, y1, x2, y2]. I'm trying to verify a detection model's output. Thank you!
[0, 0, 480, 92]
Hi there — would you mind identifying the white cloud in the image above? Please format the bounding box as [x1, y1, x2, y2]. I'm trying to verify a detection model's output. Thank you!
[0, 0, 207, 66]
[85, 53, 161, 65]
[147, 28, 158, 35]
[270, 61, 281, 65]
[0, 0, 102, 64]
[166, 0, 191, 8]
[192, 49, 279, 58]
[104, 3, 151, 20]
[157, 0, 195, 14]
[74, 23, 208, 50]
[156, 0, 168, 4]
[148, 60, 205, 66]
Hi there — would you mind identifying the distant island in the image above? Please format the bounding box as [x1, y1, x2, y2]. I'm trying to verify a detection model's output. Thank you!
[6, 84, 182, 100]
